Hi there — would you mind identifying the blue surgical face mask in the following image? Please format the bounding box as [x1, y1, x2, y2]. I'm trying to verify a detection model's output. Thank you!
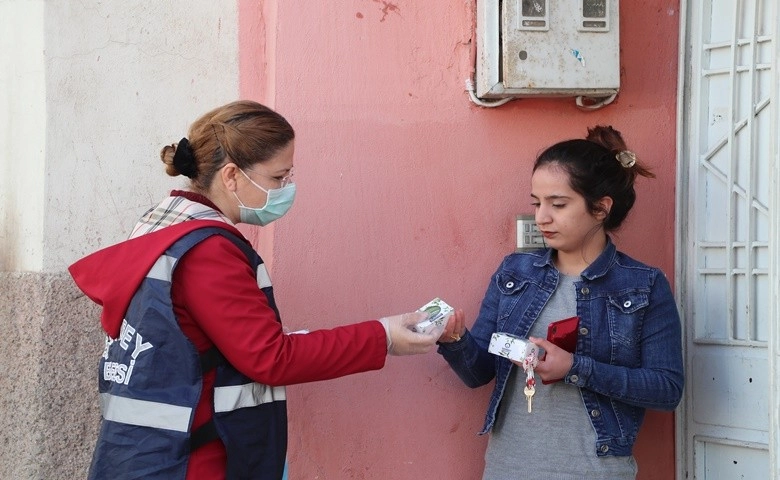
[234, 169, 296, 226]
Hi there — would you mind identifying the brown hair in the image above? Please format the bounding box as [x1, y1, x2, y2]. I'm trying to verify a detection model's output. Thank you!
[160, 100, 295, 193]
[533, 125, 654, 231]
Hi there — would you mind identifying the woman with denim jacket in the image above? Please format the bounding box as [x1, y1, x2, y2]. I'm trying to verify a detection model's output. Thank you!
[437, 126, 684, 479]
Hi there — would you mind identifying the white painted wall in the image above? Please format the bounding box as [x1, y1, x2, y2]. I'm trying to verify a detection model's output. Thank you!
[1, 0, 241, 273]
[1, 1, 46, 272]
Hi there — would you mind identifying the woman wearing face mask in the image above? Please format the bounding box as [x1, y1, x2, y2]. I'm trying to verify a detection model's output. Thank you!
[437, 126, 684, 479]
[68, 100, 442, 480]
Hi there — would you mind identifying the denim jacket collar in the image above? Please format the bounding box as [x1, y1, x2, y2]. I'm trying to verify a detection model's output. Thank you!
[533, 236, 617, 281]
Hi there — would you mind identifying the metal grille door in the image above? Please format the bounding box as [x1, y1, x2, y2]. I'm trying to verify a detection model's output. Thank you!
[679, 0, 777, 478]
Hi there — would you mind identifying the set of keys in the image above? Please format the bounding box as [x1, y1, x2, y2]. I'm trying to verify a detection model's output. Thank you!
[521, 348, 538, 413]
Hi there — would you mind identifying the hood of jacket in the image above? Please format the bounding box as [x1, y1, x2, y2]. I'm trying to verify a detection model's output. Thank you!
[68, 220, 244, 338]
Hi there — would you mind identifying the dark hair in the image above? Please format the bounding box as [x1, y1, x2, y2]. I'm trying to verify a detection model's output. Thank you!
[533, 125, 655, 231]
[160, 100, 295, 193]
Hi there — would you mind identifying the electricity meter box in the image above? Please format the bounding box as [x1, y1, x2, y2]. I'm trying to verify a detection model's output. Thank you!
[476, 0, 620, 99]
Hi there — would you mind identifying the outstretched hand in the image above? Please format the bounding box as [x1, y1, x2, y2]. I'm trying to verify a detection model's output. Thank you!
[380, 312, 439, 355]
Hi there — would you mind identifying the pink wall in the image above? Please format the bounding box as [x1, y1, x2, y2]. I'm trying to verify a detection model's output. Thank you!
[240, 1, 680, 479]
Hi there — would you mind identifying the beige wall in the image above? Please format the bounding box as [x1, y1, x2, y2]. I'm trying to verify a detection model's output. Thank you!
[0, 1, 240, 477]
[0, 274, 101, 478]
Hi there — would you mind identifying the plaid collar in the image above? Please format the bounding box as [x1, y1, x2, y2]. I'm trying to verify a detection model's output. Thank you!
[130, 191, 232, 239]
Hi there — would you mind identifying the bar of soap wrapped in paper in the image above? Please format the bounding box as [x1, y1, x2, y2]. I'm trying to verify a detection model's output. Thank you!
[412, 298, 454, 336]
[488, 332, 538, 362]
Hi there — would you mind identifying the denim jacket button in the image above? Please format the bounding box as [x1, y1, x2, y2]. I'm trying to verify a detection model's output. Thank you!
[569, 374, 579, 383]
[600, 445, 609, 453]
[590, 409, 601, 417]
[623, 300, 632, 308]
[505, 281, 515, 289]
[579, 327, 588, 336]
[580, 287, 590, 295]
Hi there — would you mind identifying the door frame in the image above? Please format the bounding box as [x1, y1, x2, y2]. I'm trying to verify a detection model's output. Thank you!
[674, 1, 688, 476]
[769, 0, 779, 474]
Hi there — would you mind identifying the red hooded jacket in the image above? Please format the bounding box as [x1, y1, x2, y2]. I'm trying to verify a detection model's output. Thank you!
[69, 219, 387, 479]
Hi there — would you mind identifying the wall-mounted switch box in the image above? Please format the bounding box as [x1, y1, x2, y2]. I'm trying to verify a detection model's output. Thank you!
[516, 215, 545, 251]
[475, 0, 620, 99]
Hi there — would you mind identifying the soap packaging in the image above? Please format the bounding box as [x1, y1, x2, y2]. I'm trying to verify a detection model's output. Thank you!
[488, 332, 538, 362]
[413, 297, 454, 335]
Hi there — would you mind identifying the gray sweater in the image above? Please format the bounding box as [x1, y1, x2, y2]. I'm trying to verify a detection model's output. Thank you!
[482, 274, 637, 480]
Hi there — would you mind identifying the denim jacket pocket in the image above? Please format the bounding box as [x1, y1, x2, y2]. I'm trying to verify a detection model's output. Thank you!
[607, 290, 649, 350]
[494, 272, 528, 330]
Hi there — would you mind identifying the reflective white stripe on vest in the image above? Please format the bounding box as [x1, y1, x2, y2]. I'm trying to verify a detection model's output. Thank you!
[147, 255, 177, 282]
[214, 383, 286, 413]
[100, 392, 191, 432]
[256, 264, 272, 289]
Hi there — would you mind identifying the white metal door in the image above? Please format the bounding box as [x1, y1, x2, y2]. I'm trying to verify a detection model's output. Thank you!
[678, 0, 778, 478]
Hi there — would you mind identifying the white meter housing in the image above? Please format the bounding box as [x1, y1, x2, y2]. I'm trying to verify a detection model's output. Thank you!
[475, 0, 620, 99]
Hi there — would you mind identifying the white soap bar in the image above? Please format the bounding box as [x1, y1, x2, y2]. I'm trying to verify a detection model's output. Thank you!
[488, 332, 538, 362]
